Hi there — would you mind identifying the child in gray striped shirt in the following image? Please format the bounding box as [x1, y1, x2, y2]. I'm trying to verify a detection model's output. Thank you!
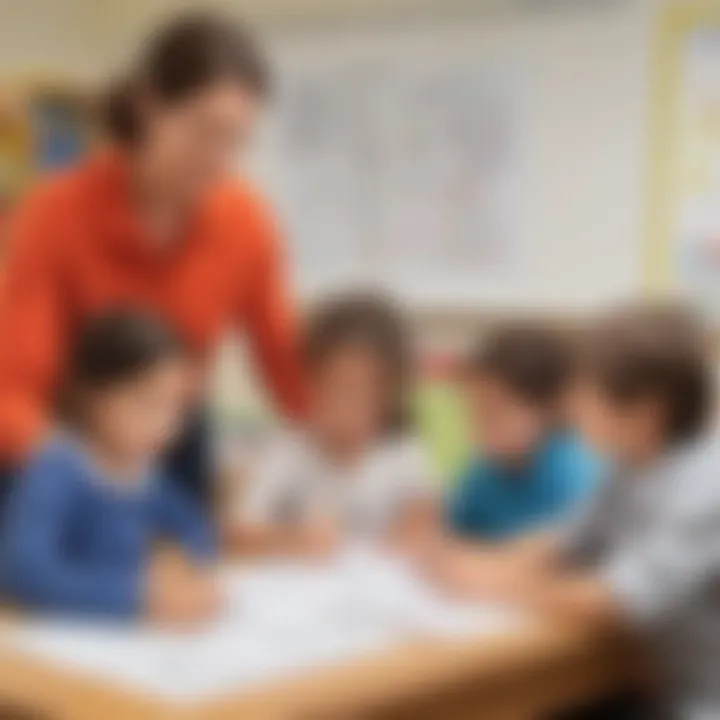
[425, 303, 720, 720]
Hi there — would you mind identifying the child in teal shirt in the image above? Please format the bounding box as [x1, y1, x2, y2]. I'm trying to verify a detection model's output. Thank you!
[448, 323, 601, 540]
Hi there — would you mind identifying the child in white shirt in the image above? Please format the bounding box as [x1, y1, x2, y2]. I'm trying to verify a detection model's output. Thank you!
[228, 294, 437, 556]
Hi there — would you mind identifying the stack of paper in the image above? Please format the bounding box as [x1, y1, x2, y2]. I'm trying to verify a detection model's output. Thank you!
[5, 546, 522, 702]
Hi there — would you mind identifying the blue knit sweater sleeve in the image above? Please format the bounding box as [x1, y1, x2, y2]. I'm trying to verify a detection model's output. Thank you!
[2, 448, 142, 618]
[151, 476, 217, 561]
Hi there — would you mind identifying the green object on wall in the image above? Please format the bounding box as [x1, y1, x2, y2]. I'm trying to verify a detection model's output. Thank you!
[213, 374, 471, 486]
[415, 380, 469, 484]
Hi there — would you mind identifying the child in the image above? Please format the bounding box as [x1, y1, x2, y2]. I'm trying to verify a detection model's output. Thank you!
[1, 310, 219, 623]
[427, 304, 719, 719]
[228, 294, 437, 555]
[447, 323, 600, 541]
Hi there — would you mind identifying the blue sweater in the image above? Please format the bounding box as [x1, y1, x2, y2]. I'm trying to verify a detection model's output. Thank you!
[447, 432, 602, 541]
[1, 438, 216, 619]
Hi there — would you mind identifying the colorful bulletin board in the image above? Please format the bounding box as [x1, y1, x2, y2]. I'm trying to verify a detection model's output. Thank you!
[646, 1, 720, 320]
[0, 80, 94, 233]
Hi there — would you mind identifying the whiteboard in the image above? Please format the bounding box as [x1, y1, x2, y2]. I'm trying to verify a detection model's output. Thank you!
[250, 28, 527, 304]
[247, 6, 649, 310]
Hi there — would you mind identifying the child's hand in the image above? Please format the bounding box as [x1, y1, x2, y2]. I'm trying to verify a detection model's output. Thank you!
[297, 517, 342, 558]
[423, 543, 531, 602]
[383, 500, 442, 558]
[182, 567, 222, 620]
[387, 522, 445, 562]
[146, 560, 222, 627]
[421, 542, 498, 597]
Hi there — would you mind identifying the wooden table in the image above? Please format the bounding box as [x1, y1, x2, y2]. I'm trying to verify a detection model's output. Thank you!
[0, 614, 635, 720]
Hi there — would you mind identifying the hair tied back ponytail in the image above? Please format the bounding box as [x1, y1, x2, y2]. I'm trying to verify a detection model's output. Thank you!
[99, 12, 270, 145]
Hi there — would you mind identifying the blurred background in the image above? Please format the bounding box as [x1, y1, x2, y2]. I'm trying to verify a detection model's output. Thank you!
[0, 0, 715, 475]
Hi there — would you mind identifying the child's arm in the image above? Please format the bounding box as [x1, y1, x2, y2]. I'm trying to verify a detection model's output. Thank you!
[5, 459, 219, 624]
[429, 542, 621, 622]
[430, 443, 606, 591]
[153, 477, 218, 562]
[224, 436, 342, 558]
[397, 496, 440, 535]
[386, 497, 441, 554]
[422, 534, 625, 635]
[501, 571, 626, 627]
[433, 481, 720, 637]
[385, 440, 443, 550]
[148, 479, 225, 623]
[419, 532, 546, 597]
[500, 531, 563, 568]
[224, 518, 340, 558]
[536, 436, 605, 534]
[446, 467, 481, 537]
[445, 457, 501, 538]
[3, 459, 142, 618]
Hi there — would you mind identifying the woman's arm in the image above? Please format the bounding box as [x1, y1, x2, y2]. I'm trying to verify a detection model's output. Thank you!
[241, 199, 306, 419]
[0, 186, 68, 461]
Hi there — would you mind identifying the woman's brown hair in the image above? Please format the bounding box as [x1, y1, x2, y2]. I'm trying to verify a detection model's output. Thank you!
[104, 12, 270, 143]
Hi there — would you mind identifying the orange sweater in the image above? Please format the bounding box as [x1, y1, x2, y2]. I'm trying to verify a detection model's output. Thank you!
[0, 152, 305, 461]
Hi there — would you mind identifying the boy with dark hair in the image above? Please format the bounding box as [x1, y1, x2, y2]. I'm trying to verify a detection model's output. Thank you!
[447, 322, 600, 540]
[2, 310, 218, 622]
[429, 303, 719, 719]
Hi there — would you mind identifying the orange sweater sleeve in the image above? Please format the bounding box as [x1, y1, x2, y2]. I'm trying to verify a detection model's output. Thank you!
[241, 199, 306, 420]
[0, 188, 68, 462]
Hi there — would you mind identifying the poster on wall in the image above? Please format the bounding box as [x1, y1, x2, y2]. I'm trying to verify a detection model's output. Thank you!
[672, 27, 720, 320]
[646, 4, 720, 323]
[253, 44, 525, 303]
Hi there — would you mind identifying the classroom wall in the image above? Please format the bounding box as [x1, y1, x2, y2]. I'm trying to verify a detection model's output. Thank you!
[105, 0, 660, 327]
[208, 0, 664, 424]
[0, 0, 670, 418]
[404, 0, 655, 349]
[1, 0, 661, 322]
[261, 0, 656, 320]
[0, 0, 93, 78]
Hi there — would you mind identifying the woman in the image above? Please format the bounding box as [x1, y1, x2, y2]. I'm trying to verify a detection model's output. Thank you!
[0, 13, 304, 505]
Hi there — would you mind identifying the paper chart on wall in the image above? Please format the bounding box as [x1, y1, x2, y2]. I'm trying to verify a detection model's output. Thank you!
[661, 26, 720, 321]
[252, 47, 525, 303]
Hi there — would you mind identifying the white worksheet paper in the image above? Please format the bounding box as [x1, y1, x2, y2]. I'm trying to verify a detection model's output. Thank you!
[5, 546, 523, 703]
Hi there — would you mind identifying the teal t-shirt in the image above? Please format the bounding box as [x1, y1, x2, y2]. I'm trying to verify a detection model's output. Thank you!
[447, 432, 602, 540]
